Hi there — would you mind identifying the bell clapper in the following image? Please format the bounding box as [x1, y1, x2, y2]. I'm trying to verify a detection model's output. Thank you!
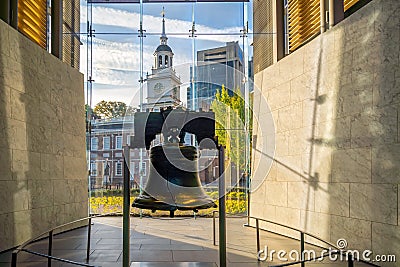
[193, 209, 198, 220]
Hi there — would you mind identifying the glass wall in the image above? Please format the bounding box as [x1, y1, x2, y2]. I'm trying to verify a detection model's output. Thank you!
[81, 0, 254, 217]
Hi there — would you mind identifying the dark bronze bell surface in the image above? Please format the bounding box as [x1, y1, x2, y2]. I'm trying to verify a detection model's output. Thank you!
[132, 143, 217, 213]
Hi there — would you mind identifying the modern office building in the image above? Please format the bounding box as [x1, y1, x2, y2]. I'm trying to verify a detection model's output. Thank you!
[0, 0, 86, 251]
[188, 41, 245, 111]
[251, 0, 399, 259]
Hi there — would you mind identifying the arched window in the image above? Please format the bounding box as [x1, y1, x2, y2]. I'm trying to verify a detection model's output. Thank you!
[165, 55, 169, 67]
[170, 57, 172, 66]
[158, 55, 162, 68]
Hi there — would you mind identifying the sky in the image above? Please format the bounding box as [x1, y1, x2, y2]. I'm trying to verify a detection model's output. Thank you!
[79, 0, 254, 108]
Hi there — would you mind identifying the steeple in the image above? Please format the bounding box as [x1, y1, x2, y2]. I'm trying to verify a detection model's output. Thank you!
[154, 7, 173, 70]
[160, 7, 168, 45]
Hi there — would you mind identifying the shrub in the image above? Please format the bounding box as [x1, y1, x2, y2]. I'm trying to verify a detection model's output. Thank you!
[89, 195, 247, 216]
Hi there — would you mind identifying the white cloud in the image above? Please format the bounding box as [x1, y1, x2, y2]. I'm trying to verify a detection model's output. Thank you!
[80, 4, 247, 105]
[81, 5, 243, 43]
[80, 36, 191, 86]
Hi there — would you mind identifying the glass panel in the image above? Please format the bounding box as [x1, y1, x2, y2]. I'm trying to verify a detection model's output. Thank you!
[83, 2, 140, 214]
[82, 0, 254, 220]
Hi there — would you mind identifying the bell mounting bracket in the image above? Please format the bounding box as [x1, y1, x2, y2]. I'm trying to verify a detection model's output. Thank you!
[130, 106, 216, 150]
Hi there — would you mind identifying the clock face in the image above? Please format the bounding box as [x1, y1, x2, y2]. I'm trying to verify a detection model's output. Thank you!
[154, 82, 164, 94]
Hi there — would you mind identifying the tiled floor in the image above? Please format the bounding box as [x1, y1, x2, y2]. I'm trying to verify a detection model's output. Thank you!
[0, 216, 352, 267]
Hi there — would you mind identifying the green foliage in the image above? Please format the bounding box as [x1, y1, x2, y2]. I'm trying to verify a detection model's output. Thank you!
[93, 100, 130, 119]
[211, 85, 247, 170]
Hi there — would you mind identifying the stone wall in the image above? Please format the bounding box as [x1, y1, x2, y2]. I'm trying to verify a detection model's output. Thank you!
[251, 0, 399, 263]
[0, 19, 88, 251]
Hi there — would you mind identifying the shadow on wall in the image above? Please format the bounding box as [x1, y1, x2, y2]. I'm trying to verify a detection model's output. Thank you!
[314, 0, 400, 258]
[250, 1, 399, 263]
[0, 20, 16, 252]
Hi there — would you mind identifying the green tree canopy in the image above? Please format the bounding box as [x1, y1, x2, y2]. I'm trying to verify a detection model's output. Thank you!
[93, 101, 129, 119]
[211, 85, 248, 171]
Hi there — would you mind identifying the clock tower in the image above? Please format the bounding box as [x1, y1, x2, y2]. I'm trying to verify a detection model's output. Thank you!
[143, 8, 181, 111]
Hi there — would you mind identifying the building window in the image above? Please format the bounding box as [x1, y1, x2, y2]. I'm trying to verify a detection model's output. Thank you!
[127, 135, 133, 146]
[141, 161, 147, 176]
[91, 137, 98, 151]
[91, 162, 97, 176]
[130, 162, 135, 180]
[103, 136, 110, 150]
[116, 161, 123, 176]
[116, 136, 123, 149]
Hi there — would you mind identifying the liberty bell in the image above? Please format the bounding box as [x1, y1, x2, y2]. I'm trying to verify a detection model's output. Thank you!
[131, 107, 217, 217]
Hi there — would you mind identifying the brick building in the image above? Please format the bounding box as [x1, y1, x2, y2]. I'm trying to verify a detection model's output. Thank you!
[88, 117, 150, 189]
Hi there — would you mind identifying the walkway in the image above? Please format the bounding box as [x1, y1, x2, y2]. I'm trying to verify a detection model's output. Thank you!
[0, 216, 352, 266]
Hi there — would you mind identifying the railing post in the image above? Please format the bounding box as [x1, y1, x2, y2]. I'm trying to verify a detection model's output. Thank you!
[86, 217, 92, 263]
[11, 251, 17, 267]
[300, 232, 305, 267]
[123, 146, 131, 267]
[218, 145, 226, 267]
[48, 230, 53, 267]
[213, 211, 216, 246]
[348, 254, 354, 267]
[256, 218, 260, 257]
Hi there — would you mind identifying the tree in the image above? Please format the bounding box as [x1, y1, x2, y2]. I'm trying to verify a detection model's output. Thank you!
[93, 101, 128, 119]
[211, 85, 248, 171]
[85, 104, 100, 119]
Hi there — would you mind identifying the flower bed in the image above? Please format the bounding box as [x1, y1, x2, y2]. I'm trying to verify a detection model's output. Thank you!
[89, 191, 247, 216]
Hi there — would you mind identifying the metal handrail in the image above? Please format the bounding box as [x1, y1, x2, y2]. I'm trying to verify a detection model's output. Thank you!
[246, 215, 338, 249]
[11, 212, 122, 267]
[212, 211, 337, 249]
[212, 211, 380, 267]
[20, 249, 96, 267]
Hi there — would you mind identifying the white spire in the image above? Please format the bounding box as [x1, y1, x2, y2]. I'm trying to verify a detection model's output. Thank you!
[160, 7, 168, 45]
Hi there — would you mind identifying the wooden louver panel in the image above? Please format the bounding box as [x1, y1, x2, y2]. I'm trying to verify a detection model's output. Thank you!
[18, 0, 47, 49]
[63, 0, 80, 69]
[288, 0, 320, 53]
[344, 0, 360, 11]
[253, 0, 274, 73]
